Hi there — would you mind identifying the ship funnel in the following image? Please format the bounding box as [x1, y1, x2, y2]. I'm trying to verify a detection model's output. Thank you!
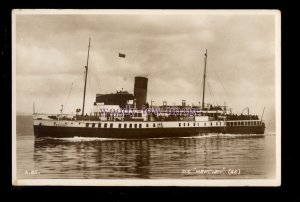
[134, 76, 148, 110]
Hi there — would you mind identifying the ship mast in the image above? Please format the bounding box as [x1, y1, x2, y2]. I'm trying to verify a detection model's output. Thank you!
[82, 38, 91, 116]
[202, 49, 208, 108]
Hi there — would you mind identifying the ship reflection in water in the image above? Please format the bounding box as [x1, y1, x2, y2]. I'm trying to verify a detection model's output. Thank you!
[17, 133, 276, 179]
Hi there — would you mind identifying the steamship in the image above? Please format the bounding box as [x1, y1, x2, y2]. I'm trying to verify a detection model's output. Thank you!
[33, 39, 265, 138]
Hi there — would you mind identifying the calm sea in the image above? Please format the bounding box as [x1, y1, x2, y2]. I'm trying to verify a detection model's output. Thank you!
[16, 115, 276, 179]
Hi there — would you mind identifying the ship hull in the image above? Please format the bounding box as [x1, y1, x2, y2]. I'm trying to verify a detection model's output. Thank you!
[33, 125, 265, 139]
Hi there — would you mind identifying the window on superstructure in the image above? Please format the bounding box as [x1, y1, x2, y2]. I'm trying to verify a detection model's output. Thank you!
[183, 123, 185, 126]
[92, 123, 95, 127]
[110, 123, 113, 128]
[118, 123, 121, 128]
[134, 124, 137, 128]
[216, 122, 218, 126]
[139, 124, 142, 128]
[129, 124, 132, 128]
[204, 123, 206, 126]
[211, 122, 213, 126]
[98, 123, 101, 128]
[86, 123, 89, 127]
[187, 123, 189, 126]
[146, 123, 149, 127]
[153, 123, 156, 127]
[124, 124, 127, 128]
[179, 123, 181, 127]
[241, 122, 244, 126]
[104, 123, 107, 128]
[193, 123, 195, 126]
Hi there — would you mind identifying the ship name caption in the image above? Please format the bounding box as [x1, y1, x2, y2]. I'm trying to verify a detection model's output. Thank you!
[181, 168, 241, 175]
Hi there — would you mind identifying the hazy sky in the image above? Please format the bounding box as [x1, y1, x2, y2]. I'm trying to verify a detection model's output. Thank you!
[14, 10, 279, 131]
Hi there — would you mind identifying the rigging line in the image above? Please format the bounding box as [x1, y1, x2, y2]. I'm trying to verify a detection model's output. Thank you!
[97, 49, 202, 57]
[64, 82, 73, 113]
[207, 82, 213, 105]
[206, 80, 212, 104]
[89, 50, 101, 91]
[210, 64, 234, 107]
[129, 51, 200, 57]
[210, 83, 218, 106]
[210, 82, 220, 107]
[207, 81, 218, 106]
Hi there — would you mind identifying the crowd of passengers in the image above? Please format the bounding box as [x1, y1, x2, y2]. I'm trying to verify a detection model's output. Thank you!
[54, 112, 259, 121]
[226, 114, 259, 120]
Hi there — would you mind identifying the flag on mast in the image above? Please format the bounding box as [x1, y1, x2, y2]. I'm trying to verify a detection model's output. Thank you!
[119, 53, 126, 58]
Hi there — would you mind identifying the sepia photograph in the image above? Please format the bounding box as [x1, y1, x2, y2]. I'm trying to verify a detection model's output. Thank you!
[12, 9, 281, 186]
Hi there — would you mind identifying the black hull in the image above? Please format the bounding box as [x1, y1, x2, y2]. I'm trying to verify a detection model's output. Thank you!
[34, 125, 265, 139]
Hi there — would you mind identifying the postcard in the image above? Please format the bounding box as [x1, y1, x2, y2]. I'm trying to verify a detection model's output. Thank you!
[12, 9, 281, 186]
